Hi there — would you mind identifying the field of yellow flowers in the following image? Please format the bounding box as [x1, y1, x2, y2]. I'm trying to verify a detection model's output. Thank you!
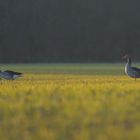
[0, 64, 139, 140]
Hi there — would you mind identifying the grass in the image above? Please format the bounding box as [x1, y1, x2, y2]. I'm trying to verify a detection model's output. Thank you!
[0, 63, 139, 140]
[0, 63, 124, 74]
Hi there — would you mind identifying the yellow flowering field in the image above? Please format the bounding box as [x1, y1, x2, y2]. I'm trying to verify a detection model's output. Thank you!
[0, 64, 139, 140]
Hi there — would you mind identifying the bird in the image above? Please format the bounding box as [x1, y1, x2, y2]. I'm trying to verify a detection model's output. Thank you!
[123, 54, 140, 80]
[0, 70, 23, 80]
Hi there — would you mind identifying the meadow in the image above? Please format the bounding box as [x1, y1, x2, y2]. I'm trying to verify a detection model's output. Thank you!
[0, 63, 139, 140]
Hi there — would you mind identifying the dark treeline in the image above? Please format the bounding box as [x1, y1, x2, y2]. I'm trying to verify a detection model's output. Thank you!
[1, 0, 140, 63]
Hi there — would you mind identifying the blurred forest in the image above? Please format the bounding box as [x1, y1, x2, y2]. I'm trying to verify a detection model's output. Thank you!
[0, 0, 140, 63]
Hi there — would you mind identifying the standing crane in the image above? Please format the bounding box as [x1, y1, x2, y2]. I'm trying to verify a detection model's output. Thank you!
[124, 55, 140, 80]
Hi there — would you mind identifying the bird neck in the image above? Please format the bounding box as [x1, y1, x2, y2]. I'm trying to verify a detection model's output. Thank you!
[127, 57, 131, 66]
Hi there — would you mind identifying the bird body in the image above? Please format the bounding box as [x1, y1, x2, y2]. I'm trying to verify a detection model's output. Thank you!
[124, 55, 140, 79]
[0, 70, 22, 80]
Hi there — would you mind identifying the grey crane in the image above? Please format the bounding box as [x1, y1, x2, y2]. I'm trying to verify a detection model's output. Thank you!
[0, 70, 22, 80]
[124, 55, 140, 80]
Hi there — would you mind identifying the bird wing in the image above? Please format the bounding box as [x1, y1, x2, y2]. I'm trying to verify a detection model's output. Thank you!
[0, 71, 12, 79]
[4, 70, 22, 75]
[131, 67, 140, 74]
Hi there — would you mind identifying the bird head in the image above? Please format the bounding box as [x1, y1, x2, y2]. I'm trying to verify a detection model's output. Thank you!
[123, 54, 132, 65]
[123, 54, 130, 59]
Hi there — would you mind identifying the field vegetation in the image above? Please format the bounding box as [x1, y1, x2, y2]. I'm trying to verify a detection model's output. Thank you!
[0, 63, 139, 140]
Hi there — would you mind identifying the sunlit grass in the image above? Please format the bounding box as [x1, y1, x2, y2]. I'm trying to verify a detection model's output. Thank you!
[0, 64, 139, 140]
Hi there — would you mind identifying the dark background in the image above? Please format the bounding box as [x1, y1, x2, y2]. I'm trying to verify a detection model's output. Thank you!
[0, 0, 140, 63]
